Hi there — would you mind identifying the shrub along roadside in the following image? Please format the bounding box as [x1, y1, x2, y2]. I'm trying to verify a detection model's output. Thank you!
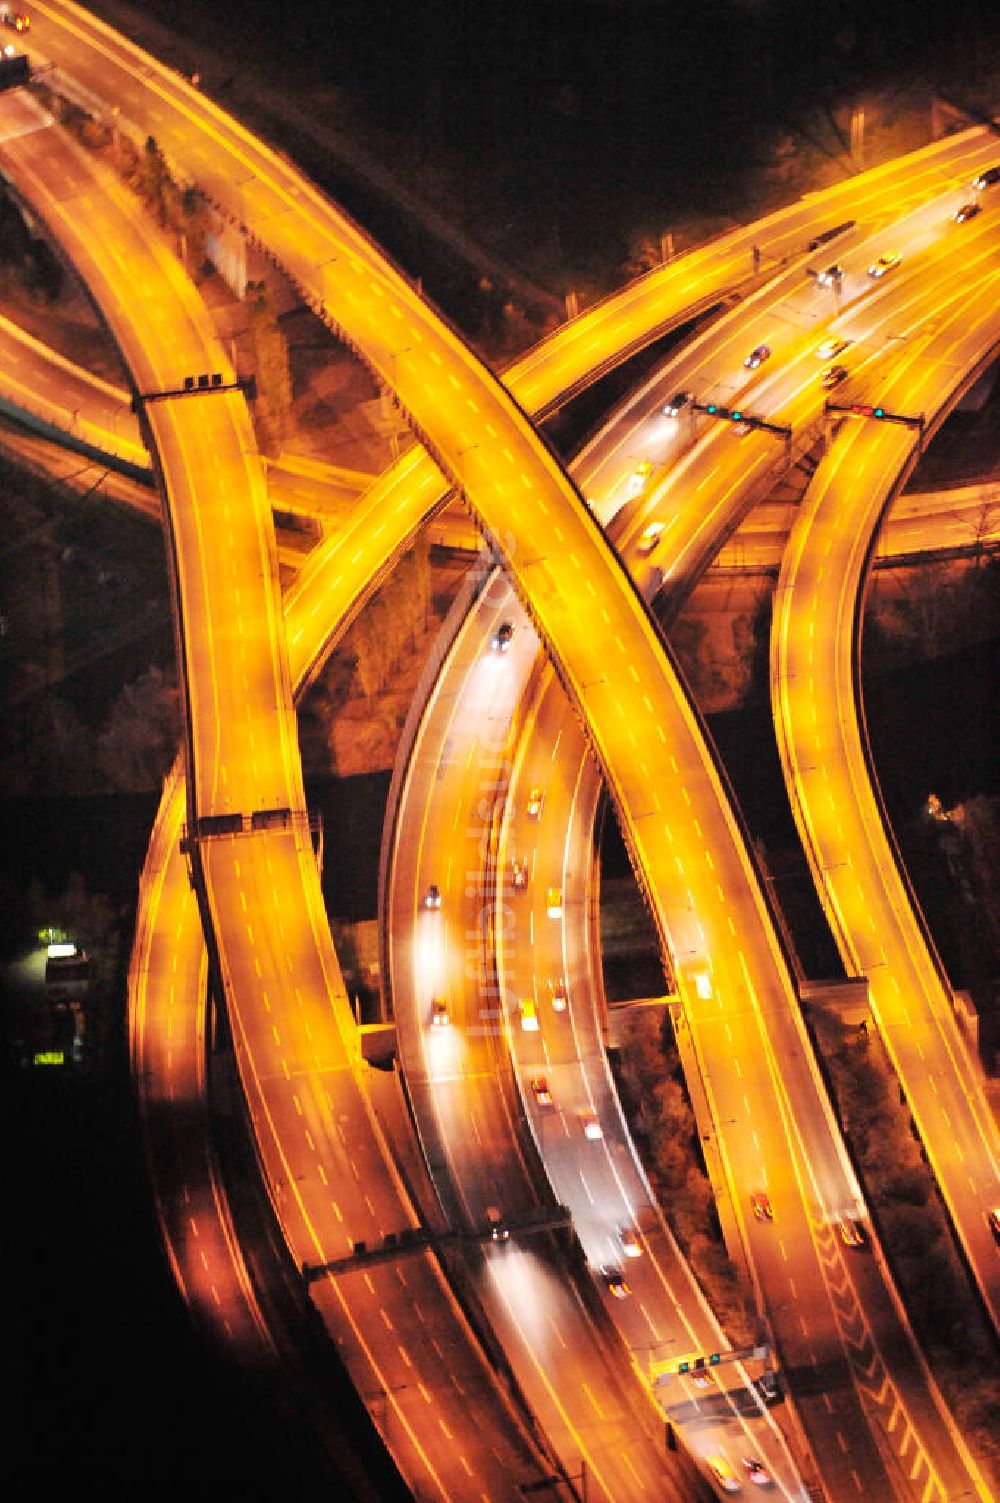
[613, 1007, 755, 1348]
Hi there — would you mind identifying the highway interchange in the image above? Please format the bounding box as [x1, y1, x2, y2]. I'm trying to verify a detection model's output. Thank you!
[6, 5, 1000, 1501]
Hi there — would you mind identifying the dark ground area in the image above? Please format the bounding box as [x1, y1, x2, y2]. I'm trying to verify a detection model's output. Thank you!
[5, 1070, 330, 1499]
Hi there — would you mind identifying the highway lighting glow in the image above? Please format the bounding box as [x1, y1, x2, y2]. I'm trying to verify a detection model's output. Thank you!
[37, 14, 998, 1490]
[412, 908, 446, 996]
[487, 1246, 561, 1358]
[578, 1218, 636, 1273]
[693, 967, 714, 1000]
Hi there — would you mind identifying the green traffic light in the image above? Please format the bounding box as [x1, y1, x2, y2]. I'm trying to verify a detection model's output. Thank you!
[731, 411, 741, 422]
[707, 404, 717, 414]
[709, 1352, 721, 1365]
[874, 407, 885, 418]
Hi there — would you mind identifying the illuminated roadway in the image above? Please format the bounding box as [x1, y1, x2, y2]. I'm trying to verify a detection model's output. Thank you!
[99, 82, 998, 1503]
[0, 307, 148, 474]
[385, 562, 785, 1499]
[105, 199, 992, 1503]
[0, 283, 993, 572]
[14, 11, 1000, 1496]
[0, 91, 573, 1500]
[387, 569, 806, 1499]
[4, 45, 757, 1497]
[716, 483, 1000, 572]
[389, 192, 1000, 1500]
[771, 246, 1000, 1335]
[0, 132, 980, 1503]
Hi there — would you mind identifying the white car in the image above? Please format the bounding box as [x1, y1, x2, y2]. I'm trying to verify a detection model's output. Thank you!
[546, 886, 563, 917]
[431, 996, 450, 1028]
[520, 997, 539, 1033]
[582, 1114, 603, 1140]
[815, 336, 851, 361]
[638, 521, 664, 554]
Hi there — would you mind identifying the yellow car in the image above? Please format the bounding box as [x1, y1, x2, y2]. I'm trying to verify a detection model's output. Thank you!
[520, 997, 539, 1033]
[626, 460, 653, 497]
[707, 1454, 740, 1493]
[868, 251, 900, 279]
[546, 886, 563, 917]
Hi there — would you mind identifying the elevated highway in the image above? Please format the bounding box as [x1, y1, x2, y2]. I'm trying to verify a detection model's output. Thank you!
[13, 10, 1000, 1496]
[771, 250, 1000, 1337]
[385, 211, 1000, 1502]
[0, 91, 566, 1501]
